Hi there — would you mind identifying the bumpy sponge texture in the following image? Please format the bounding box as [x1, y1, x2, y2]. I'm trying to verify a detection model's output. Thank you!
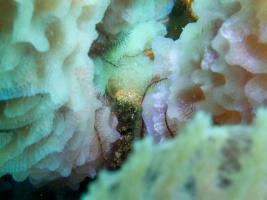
[82, 108, 267, 200]
[147, 0, 267, 131]
[101, 0, 174, 35]
[0, 0, 120, 186]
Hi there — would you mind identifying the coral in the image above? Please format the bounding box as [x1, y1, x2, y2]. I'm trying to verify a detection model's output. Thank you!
[0, 0, 120, 186]
[82, 108, 267, 200]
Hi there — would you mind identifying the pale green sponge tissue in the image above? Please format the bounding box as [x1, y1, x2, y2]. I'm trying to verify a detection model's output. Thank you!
[82, 108, 267, 200]
[0, 0, 122, 186]
[93, 0, 173, 95]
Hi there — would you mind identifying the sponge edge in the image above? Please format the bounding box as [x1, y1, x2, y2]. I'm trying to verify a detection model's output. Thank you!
[150, 0, 267, 129]
[82, 108, 267, 200]
[93, 0, 173, 95]
[0, 0, 120, 186]
[101, 0, 173, 34]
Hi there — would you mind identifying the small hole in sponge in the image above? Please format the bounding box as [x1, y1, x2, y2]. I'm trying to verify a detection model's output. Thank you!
[177, 86, 206, 102]
[176, 86, 205, 120]
[246, 34, 267, 60]
[211, 72, 225, 87]
[213, 110, 242, 125]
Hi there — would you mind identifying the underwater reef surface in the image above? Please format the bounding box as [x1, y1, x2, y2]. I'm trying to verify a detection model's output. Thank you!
[84, 0, 267, 199]
[0, 0, 173, 199]
[83, 108, 267, 200]
[1, 0, 267, 199]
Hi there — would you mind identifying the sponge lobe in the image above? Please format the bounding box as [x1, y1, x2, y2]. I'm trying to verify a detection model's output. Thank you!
[0, 0, 118, 186]
[163, 0, 267, 126]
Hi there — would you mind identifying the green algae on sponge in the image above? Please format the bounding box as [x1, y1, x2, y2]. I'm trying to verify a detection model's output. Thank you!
[82, 108, 267, 200]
